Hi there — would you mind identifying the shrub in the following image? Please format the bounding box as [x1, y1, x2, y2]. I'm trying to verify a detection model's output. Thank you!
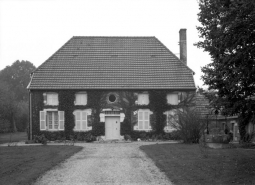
[34, 134, 47, 145]
[169, 107, 206, 143]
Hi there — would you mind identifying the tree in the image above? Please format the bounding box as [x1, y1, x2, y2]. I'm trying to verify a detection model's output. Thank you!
[0, 81, 17, 132]
[0, 60, 36, 101]
[0, 60, 36, 132]
[196, 0, 255, 141]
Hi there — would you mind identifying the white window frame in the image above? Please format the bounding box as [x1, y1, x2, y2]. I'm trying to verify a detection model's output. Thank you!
[164, 110, 178, 132]
[43, 93, 59, 105]
[73, 109, 92, 131]
[134, 109, 152, 131]
[137, 93, 149, 105]
[74, 92, 87, 105]
[40, 109, 64, 131]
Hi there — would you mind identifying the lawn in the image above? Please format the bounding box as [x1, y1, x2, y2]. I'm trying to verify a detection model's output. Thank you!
[0, 145, 83, 185]
[140, 143, 255, 185]
[0, 132, 27, 144]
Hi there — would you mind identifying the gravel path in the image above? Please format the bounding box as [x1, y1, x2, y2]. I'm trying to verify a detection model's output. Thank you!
[35, 142, 173, 185]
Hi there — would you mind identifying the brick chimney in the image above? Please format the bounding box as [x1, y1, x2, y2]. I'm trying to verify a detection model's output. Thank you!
[179, 29, 187, 65]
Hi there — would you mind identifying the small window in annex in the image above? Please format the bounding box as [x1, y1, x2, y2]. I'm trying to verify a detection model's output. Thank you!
[137, 93, 149, 105]
[75, 92, 87, 105]
[44, 93, 59, 105]
[39, 110, 64, 131]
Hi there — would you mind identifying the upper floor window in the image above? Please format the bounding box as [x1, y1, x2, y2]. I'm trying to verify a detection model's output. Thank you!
[44, 93, 59, 105]
[167, 93, 178, 105]
[167, 92, 187, 105]
[75, 92, 87, 105]
[137, 93, 149, 105]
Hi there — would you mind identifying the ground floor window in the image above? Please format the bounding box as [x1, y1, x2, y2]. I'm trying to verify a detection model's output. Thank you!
[164, 110, 178, 132]
[73, 109, 92, 131]
[134, 109, 152, 131]
[40, 110, 64, 131]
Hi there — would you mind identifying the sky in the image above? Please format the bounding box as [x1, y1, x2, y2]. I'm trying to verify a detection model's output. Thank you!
[0, 0, 212, 87]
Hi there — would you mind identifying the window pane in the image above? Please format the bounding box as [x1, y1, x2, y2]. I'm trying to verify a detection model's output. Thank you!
[144, 121, 149, 129]
[138, 121, 143, 129]
[76, 121, 81, 130]
[54, 112, 58, 129]
[81, 121, 87, 130]
[138, 112, 143, 120]
[76, 112, 81, 120]
[82, 112, 87, 121]
[144, 112, 149, 120]
[47, 112, 53, 129]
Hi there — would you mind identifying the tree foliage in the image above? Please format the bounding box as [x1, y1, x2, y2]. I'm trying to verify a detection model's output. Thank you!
[0, 60, 36, 132]
[196, 0, 255, 140]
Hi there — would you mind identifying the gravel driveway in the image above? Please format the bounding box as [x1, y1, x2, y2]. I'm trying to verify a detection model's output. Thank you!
[35, 142, 173, 185]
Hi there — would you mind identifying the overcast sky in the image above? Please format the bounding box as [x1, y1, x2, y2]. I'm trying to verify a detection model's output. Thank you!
[0, 0, 211, 87]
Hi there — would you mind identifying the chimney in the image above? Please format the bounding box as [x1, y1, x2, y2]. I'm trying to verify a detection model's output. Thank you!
[179, 29, 187, 65]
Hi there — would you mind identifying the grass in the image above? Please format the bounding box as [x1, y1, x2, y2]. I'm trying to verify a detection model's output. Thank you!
[140, 143, 255, 185]
[0, 132, 27, 144]
[0, 145, 83, 185]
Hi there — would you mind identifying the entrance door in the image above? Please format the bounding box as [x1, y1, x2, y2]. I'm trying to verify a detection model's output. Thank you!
[105, 116, 120, 140]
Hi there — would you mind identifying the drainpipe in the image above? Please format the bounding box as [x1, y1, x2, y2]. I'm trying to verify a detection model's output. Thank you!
[29, 91, 32, 140]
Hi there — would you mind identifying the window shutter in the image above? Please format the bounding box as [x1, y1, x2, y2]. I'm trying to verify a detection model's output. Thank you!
[87, 115, 92, 127]
[43, 93, 47, 105]
[58, 111, 65, 130]
[75, 111, 81, 130]
[138, 111, 144, 129]
[40, 111, 46, 130]
[81, 111, 87, 130]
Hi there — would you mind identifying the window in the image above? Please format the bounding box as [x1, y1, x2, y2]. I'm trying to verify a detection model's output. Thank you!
[137, 93, 149, 105]
[75, 92, 87, 105]
[40, 110, 64, 131]
[167, 92, 187, 105]
[167, 93, 178, 105]
[164, 110, 178, 132]
[73, 109, 92, 131]
[43, 93, 59, 105]
[134, 109, 152, 131]
[109, 94, 116, 103]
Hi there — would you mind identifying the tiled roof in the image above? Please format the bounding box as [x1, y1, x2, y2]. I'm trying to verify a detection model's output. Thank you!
[28, 37, 196, 90]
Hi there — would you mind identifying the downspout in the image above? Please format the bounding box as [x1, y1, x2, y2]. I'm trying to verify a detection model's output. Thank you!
[29, 91, 32, 140]
[27, 72, 34, 140]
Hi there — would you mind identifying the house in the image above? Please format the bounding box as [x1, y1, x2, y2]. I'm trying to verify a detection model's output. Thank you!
[27, 29, 196, 140]
[195, 93, 255, 143]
